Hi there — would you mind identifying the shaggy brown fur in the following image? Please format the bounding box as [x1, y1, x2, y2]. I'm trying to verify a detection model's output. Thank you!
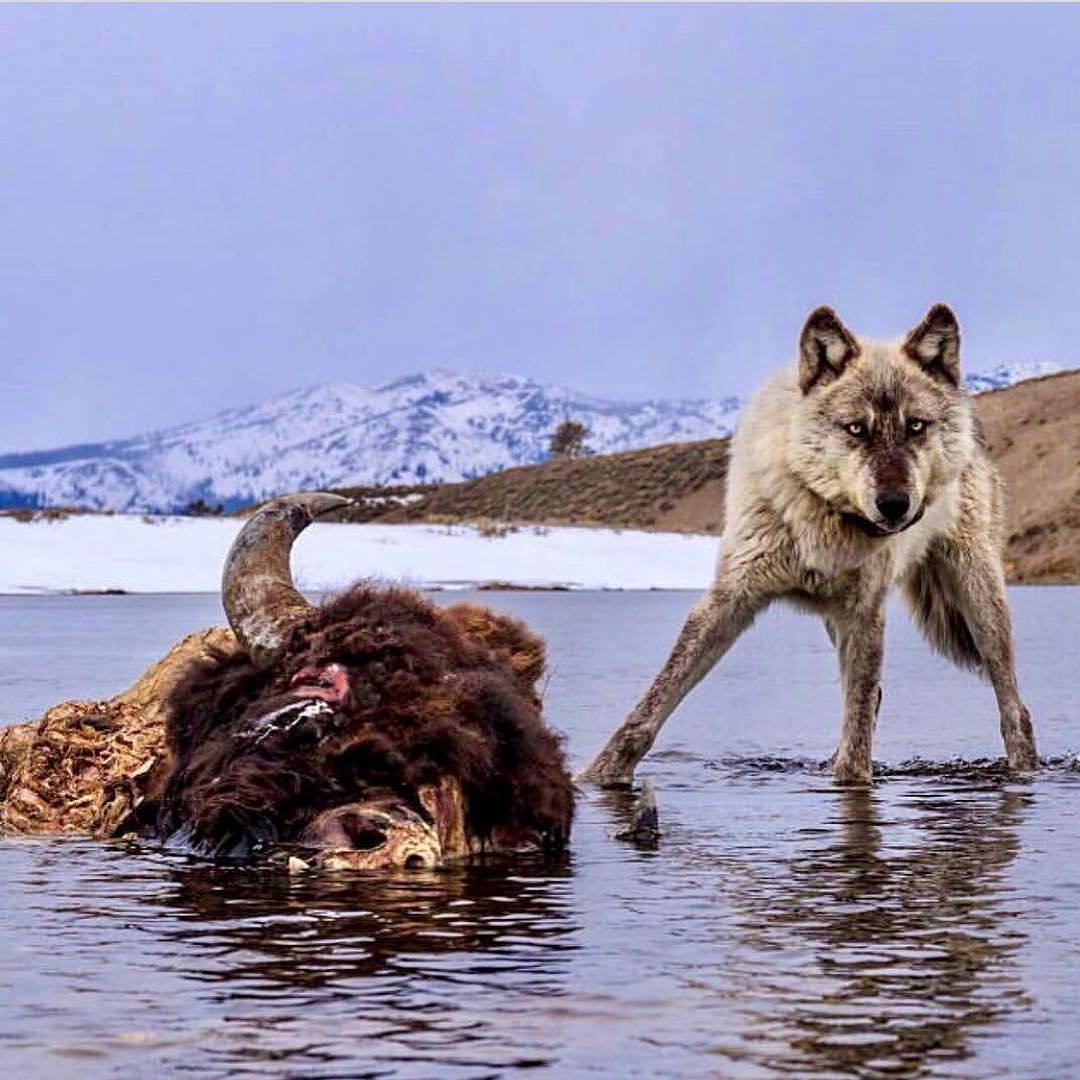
[158, 586, 573, 859]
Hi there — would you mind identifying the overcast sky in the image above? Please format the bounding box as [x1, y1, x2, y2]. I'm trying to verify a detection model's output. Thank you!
[3, 4, 1079, 451]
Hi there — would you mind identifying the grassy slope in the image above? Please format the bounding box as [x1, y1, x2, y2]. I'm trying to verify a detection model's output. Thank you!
[976, 370, 1079, 584]
[340, 439, 730, 533]
[336, 371, 1079, 585]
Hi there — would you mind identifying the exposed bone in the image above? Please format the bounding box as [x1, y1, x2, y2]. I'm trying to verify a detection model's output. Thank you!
[221, 492, 352, 668]
[299, 797, 442, 870]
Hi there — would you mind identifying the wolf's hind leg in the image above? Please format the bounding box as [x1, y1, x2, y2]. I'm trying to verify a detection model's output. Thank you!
[904, 543, 1037, 770]
[577, 577, 769, 787]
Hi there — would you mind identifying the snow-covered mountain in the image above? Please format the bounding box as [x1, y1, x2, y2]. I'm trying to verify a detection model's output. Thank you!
[0, 363, 1063, 513]
[0, 371, 741, 512]
[961, 361, 1061, 393]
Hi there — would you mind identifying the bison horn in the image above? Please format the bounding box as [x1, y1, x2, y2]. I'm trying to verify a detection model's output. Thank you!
[221, 492, 353, 667]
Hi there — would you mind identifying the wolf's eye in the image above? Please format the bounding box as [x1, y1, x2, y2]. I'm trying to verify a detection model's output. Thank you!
[845, 421, 867, 438]
[906, 418, 929, 436]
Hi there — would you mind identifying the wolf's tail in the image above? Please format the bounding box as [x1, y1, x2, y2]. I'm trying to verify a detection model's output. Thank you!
[902, 558, 984, 674]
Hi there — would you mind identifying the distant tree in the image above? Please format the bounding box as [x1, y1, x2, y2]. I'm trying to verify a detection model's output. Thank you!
[183, 497, 224, 517]
[549, 419, 591, 460]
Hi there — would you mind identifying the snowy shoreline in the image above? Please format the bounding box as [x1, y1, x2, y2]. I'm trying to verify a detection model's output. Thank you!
[0, 515, 719, 595]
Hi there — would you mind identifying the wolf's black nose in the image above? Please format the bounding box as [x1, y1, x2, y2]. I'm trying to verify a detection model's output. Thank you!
[876, 491, 911, 523]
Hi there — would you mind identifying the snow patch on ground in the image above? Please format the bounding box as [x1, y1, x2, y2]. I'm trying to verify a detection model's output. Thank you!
[0, 515, 719, 595]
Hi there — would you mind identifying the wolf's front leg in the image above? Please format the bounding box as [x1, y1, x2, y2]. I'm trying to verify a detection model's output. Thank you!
[830, 602, 885, 784]
[577, 577, 769, 787]
[958, 554, 1038, 771]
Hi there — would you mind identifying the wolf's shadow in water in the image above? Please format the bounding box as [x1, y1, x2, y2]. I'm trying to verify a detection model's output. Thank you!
[730, 779, 1033, 1078]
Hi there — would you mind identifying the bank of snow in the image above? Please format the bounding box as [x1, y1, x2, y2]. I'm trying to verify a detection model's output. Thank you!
[0, 515, 719, 594]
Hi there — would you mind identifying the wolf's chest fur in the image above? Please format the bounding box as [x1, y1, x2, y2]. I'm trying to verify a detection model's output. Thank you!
[784, 477, 962, 608]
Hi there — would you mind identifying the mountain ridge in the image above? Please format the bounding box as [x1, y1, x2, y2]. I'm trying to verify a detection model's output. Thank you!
[0, 362, 1062, 513]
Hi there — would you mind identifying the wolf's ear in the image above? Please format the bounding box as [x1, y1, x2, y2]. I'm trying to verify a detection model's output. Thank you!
[902, 304, 960, 386]
[798, 307, 860, 394]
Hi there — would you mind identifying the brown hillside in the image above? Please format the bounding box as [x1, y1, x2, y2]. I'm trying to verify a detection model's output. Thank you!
[975, 370, 1080, 584]
[337, 439, 731, 533]
[334, 371, 1079, 585]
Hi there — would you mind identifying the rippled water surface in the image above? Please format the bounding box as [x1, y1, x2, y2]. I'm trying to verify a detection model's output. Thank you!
[1, 588, 1078, 1078]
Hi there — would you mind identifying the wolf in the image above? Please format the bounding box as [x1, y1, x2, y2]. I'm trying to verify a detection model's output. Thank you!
[580, 304, 1038, 786]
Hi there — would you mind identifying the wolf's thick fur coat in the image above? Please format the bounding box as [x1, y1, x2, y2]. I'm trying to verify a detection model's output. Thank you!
[581, 305, 1037, 786]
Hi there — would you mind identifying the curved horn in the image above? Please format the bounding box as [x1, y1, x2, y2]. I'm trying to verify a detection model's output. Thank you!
[222, 492, 353, 667]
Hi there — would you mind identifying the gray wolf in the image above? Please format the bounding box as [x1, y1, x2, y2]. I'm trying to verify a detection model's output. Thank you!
[580, 305, 1038, 786]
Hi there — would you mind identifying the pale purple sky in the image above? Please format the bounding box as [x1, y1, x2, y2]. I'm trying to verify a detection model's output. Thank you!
[3, 4, 1079, 451]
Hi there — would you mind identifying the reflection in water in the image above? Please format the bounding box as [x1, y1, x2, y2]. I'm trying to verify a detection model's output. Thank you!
[725, 781, 1031, 1078]
[0, 839, 582, 1075]
[157, 856, 578, 987]
[1, 589, 1077, 1077]
[140, 857, 581, 1073]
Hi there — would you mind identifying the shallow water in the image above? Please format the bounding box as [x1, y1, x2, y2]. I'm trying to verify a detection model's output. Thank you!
[0, 588, 1077, 1078]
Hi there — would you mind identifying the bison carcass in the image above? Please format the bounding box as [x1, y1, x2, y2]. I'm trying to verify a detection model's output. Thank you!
[0, 494, 574, 869]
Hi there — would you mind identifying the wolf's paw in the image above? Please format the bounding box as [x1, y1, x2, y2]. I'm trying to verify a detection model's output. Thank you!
[1003, 705, 1039, 772]
[1005, 743, 1039, 773]
[831, 755, 873, 786]
[1006, 752, 1039, 774]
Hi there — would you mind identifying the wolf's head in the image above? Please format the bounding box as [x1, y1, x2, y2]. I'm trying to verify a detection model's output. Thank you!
[788, 304, 976, 536]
